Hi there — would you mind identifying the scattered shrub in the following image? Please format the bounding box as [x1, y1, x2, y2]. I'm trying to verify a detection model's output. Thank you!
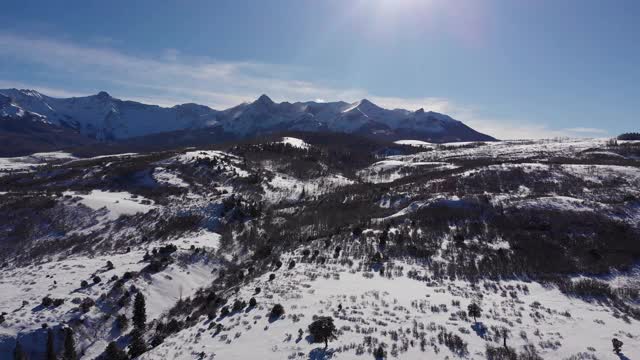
[270, 304, 285, 319]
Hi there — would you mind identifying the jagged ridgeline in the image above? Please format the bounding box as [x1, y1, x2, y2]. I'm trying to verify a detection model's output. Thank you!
[0, 89, 494, 157]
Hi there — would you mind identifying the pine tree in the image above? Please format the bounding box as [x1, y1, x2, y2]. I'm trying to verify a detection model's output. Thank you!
[14, 341, 28, 360]
[612, 338, 624, 354]
[308, 316, 338, 349]
[62, 328, 77, 360]
[105, 341, 128, 360]
[467, 303, 482, 324]
[46, 329, 56, 360]
[132, 293, 147, 330]
[128, 328, 147, 358]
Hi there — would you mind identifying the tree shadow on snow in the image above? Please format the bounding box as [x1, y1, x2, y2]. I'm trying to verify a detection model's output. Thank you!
[616, 353, 630, 360]
[471, 322, 488, 338]
[304, 335, 315, 344]
[308, 347, 335, 360]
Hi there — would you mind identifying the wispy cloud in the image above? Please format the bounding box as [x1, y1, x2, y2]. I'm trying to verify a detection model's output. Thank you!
[0, 32, 602, 139]
[563, 127, 609, 135]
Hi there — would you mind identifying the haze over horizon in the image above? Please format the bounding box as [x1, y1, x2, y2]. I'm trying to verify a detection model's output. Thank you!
[1, 0, 638, 139]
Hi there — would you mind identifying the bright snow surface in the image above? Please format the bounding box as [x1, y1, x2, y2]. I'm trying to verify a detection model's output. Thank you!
[141, 259, 639, 359]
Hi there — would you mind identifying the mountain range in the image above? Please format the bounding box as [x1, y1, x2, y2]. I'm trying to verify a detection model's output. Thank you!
[0, 89, 496, 156]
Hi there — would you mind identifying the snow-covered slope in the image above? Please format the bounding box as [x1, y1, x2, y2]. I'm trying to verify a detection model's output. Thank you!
[1, 137, 639, 360]
[141, 259, 640, 360]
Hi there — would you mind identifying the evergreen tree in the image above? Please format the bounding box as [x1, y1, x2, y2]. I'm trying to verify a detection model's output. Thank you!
[105, 341, 128, 360]
[46, 329, 56, 360]
[128, 328, 147, 358]
[308, 316, 338, 349]
[132, 293, 147, 330]
[14, 341, 28, 360]
[467, 303, 482, 324]
[270, 304, 285, 319]
[62, 328, 77, 360]
[612, 338, 624, 354]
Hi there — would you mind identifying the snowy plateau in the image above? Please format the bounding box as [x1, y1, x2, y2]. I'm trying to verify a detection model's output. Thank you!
[0, 135, 639, 360]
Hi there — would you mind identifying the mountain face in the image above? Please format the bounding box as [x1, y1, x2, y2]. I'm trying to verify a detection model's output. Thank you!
[217, 96, 495, 142]
[0, 94, 95, 156]
[0, 89, 220, 140]
[0, 89, 495, 155]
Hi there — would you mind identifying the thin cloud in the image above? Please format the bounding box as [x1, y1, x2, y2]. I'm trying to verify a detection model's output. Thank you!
[564, 127, 608, 135]
[0, 32, 594, 139]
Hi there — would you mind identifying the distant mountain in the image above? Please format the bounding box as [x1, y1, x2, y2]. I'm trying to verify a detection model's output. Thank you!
[0, 94, 95, 157]
[0, 89, 220, 140]
[217, 95, 495, 143]
[0, 89, 496, 156]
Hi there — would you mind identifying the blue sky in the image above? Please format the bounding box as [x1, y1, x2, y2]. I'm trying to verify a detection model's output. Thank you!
[0, 0, 638, 139]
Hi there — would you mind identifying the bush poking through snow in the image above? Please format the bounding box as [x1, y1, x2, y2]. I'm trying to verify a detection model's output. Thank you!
[80, 297, 95, 313]
[270, 304, 285, 320]
[373, 345, 387, 359]
[437, 329, 468, 356]
[232, 299, 247, 312]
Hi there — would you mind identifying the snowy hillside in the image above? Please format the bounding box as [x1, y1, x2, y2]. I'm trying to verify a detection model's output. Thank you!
[0, 136, 639, 359]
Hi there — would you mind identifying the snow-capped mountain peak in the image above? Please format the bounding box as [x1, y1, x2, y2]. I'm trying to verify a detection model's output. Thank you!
[0, 93, 46, 120]
[0, 89, 496, 147]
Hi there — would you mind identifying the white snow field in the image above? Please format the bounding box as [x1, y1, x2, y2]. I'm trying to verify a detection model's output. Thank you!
[0, 151, 77, 173]
[393, 140, 434, 148]
[171, 150, 250, 178]
[263, 173, 354, 203]
[63, 190, 156, 220]
[358, 159, 457, 183]
[153, 167, 190, 188]
[141, 259, 639, 360]
[280, 137, 311, 149]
